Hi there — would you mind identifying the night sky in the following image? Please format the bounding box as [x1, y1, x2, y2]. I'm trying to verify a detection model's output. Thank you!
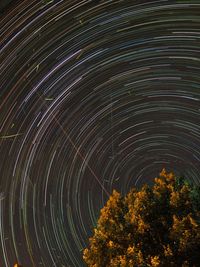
[1, 0, 200, 266]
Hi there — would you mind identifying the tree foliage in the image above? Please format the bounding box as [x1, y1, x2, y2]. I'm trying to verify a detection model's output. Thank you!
[83, 169, 200, 266]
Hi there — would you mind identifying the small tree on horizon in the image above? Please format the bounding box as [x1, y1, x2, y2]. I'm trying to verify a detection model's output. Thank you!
[83, 169, 200, 266]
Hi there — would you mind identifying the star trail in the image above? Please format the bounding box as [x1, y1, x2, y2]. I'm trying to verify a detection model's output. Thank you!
[1, 0, 200, 266]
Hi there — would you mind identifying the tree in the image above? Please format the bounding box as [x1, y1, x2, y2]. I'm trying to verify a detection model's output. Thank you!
[83, 169, 200, 266]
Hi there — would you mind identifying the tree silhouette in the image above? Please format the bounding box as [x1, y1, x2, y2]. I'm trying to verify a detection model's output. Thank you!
[83, 169, 200, 266]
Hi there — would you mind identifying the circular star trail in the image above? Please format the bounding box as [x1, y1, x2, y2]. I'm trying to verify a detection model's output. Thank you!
[1, 0, 200, 266]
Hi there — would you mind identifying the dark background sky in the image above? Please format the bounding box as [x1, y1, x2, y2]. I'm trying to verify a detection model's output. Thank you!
[1, 1, 200, 266]
[0, 0, 15, 13]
